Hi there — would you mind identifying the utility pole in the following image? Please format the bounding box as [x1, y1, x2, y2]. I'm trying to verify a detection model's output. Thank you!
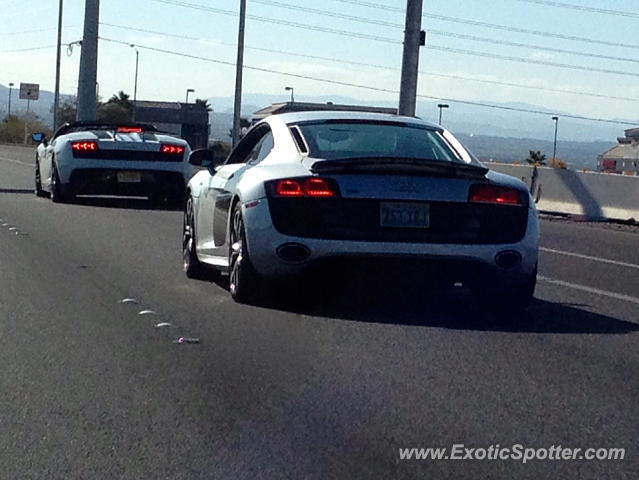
[76, 0, 100, 121]
[232, 0, 247, 146]
[398, 0, 424, 117]
[53, 0, 63, 130]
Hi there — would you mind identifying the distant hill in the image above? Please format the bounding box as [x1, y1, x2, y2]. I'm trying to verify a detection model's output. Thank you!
[457, 134, 614, 169]
[0, 84, 624, 167]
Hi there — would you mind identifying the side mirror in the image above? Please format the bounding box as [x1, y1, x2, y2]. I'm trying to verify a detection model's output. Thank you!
[188, 146, 226, 168]
[31, 133, 47, 145]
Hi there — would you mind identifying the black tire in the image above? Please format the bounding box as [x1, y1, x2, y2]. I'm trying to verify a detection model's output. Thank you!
[50, 164, 73, 203]
[183, 196, 219, 280]
[474, 265, 537, 313]
[228, 202, 264, 304]
[34, 160, 46, 197]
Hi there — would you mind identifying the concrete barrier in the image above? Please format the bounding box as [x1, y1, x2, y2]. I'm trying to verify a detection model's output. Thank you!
[488, 163, 639, 222]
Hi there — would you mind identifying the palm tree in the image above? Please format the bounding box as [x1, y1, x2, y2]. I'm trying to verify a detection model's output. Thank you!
[526, 150, 546, 166]
[195, 98, 212, 112]
[97, 91, 133, 123]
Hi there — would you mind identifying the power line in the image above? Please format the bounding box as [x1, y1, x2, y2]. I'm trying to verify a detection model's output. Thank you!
[427, 45, 639, 78]
[249, 0, 639, 64]
[97, 37, 639, 126]
[428, 30, 639, 65]
[100, 22, 639, 104]
[0, 45, 58, 53]
[513, 0, 639, 18]
[150, 0, 400, 43]
[330, 0, 639, 50]
[147, 0, 639, 78]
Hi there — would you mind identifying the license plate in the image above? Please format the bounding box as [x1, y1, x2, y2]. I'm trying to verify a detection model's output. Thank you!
[116, 171, 141, 183]
[380, 202, 430, 228]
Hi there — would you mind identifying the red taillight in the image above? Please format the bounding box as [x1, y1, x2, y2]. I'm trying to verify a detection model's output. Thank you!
[71, 141, 98, 152]
[273, 178, 339, 198]
[469, 184, 524, 206]
[160, 144, 185, 155]
[117, 126, 143, 133]
[276, 179, 304, 197]
[304, 178, 336, 197]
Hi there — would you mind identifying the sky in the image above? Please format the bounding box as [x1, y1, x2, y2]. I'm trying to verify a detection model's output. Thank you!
[1, 0, 639, 129]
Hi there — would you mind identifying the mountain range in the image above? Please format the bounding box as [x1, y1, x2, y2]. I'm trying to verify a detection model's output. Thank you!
[1, 85, 623, 168]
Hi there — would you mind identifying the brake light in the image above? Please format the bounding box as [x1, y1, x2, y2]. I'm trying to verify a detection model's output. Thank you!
[117, 126, 143, 133]
[71, 141, 98, 152]
[469, 184, 524, 206]
[276, 179, 304, 197]
[272, 178, 339, 198]
[161, 144, 185, 155]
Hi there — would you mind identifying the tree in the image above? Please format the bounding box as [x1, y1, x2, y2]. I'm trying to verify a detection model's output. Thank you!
[0, 114, 51, 143]
[51, 97, 78, 126]
[195, 98, 212, 112]
[526, 150, 546, 166]
[97, 91, 133, 123]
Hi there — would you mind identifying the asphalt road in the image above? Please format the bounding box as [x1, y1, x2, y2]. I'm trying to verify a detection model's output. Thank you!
[1, 145, 637, 479]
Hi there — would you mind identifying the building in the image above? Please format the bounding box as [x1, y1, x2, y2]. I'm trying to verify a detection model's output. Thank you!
[597, 128, 639, 175]
[133, 101, 210, 149]
[250, 101, 398, 123]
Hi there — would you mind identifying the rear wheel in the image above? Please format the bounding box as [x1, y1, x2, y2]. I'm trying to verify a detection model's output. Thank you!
[183, 197, 218, 280]
[34, 160, 46, 197]
[50, 165, 73, 203]
[228, 202, 264, 304]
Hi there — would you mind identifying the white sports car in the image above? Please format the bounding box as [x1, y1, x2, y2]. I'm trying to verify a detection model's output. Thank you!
[33, 122, 192, 203]
[183, 111, 539, 310]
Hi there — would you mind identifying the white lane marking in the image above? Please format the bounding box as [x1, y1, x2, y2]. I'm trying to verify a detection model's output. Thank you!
[0, 156, 32, 167]
[538, 275, 639, 306]
[540, 247, 639, 271]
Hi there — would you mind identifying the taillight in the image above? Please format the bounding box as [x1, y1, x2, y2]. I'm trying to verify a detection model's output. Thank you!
[469, 184, 524, 206]
[71, 141, 98, 152]
[160, 144, 185, 155]
[117, 126, 143, 133]
[270, 177, 340, 198]
[276, 179, 304, 197]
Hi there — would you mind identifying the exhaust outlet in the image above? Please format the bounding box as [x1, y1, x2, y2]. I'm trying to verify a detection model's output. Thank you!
[495, 250, 522, 269]
[276, 243, 311, 263]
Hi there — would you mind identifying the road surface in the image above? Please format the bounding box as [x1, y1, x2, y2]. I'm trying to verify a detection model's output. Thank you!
[0, 145, 636, 479]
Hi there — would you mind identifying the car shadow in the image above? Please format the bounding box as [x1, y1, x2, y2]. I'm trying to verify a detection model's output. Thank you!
[251, 269, 638, 335]
[72, 196, 182, 211]
[0, 188, 34, 194]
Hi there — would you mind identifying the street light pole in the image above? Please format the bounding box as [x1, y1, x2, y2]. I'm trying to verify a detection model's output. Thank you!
[131, 45, 139, 102]
[285, 86, 294, 103]
[552, 116, 559, 161]
[398, 0, 424, 117]
[185, 88, 194, 103]
[232, 0, 247, 146]
[53, 0, 64, 131]
[8, 82, 14, 116]
[437, 103, 449, 125]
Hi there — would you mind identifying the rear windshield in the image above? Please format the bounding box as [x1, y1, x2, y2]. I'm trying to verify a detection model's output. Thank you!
[296, 120, 463, 163]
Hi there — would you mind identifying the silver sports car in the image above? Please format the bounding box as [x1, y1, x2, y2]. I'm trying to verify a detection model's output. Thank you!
[183, 111, 539, 309]
[33, 122, 192, 203]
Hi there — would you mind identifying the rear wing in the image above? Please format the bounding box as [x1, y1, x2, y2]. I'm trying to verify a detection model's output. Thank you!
[53, 122, 160, 139]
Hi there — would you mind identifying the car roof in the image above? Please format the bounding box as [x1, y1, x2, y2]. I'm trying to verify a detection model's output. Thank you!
[265, 110, 441, 129]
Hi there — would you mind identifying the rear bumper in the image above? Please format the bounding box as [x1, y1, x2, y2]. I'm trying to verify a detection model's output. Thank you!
[243, 199, 539, 283]
[67, 168, 186, 197]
